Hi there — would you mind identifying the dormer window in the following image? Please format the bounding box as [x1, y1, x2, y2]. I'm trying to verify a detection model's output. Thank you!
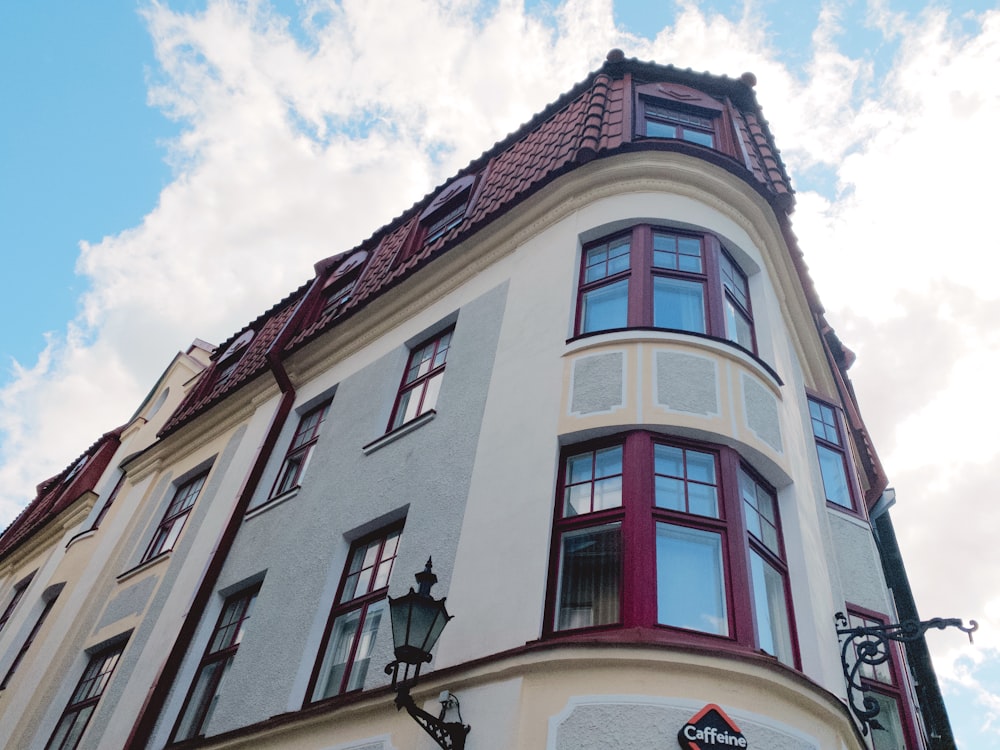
[635, 81, 733, 156]
[419, 174, 476, 247]
[643, 103, 715, 147]
[319, 250, 368, 318]
[214, 329, 255, 387]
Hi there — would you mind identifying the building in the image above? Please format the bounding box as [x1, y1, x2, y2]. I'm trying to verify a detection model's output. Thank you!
[0, 51, 962, 750]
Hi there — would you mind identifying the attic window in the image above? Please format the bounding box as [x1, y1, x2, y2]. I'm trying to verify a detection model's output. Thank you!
[635, 82, 732, 156]
[214, 329, 255, 387]
[320, 250, 368, 317]
[419, 174, 476, 246]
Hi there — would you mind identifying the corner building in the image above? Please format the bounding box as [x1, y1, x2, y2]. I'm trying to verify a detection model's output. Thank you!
[0, 52, 956, 750]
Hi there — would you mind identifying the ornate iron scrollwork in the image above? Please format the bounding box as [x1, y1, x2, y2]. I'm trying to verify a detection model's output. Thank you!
[834, 612, 977, 734]
[392, 683, 470, 750]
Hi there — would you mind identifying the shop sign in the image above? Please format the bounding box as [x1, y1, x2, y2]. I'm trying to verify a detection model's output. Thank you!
[678, 704, 748, 749]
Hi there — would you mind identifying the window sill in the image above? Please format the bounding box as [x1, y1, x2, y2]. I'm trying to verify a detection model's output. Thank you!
[245, 487, 300, 520]
[826, 501, 870, 526]
[117, 552, 171, 583]
[362, 410, 436, 455]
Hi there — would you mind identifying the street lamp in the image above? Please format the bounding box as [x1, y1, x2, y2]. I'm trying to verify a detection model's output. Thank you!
[385, 558, 470, 750]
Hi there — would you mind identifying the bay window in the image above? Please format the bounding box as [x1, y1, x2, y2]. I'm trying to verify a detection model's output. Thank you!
[548, 432, 797, 667]
[576, 225, 755, 353]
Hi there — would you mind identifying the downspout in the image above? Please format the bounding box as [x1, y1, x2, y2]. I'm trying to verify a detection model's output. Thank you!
[124, 276, 324, 750]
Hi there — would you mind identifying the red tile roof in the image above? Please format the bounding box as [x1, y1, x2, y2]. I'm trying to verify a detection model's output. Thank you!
[160, 52, 803, 437]
[0, 428, 122, 562]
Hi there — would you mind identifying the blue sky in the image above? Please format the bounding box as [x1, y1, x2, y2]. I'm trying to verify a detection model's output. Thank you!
[1, 0, 998, 746]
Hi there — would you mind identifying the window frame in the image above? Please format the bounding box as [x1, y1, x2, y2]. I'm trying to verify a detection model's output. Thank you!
[170, 585, 261, 743]
[269, 400, 331, 499]
[807, 396, 862, 514]
[545, 432, 798, 668]
[575, 225, 756, 353]
[387, 328, 453, 432]
[1, 588, 60, 690]
[843, 605, 923, 749]
[307, 523, 403, 703]
[0, 574, 33, 634]
[44, 641, 126, 750]
[633, 82, 736, 157]
[141, 472, 209, 563]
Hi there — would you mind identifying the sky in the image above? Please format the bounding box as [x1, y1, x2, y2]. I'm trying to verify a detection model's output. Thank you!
[0, 0, 997, 744]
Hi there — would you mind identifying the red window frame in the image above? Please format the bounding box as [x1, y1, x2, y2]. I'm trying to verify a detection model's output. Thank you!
[170, 585, 260, 742]
[843, 606, 923, 749]
[807, 396, 860, 513]
[388, 329, 453, 431]
[0, 574, 33, 634]
[92, 472, 126, 530]
[575, 225, 755, 353]
[1, 591, 59, 690]
[141, 472, 208, 563]
[546, 432, 798, 668]
[308, 523, 403, 702]
[269, 400, 331, 498]
[44, 641, 125, 750]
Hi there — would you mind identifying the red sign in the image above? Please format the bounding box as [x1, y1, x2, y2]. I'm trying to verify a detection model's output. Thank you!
[678, 704, 748, 749]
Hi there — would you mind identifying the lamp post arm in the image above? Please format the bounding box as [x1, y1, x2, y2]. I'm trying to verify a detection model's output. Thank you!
[834, 613, 977, 735]
[394, 684, 470, 750]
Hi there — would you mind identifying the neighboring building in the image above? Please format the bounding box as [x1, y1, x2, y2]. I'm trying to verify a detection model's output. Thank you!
[0, 52, 959, 750]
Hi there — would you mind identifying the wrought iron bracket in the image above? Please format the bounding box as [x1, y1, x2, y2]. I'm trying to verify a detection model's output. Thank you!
[834, 612, 977, 734]
[393, 683, 470, 750]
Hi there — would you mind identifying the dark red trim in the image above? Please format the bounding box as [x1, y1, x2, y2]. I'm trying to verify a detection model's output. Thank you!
[123, 276, 323, 750]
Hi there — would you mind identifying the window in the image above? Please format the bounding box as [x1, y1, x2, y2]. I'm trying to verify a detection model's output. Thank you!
[45, 642, 125, 750]
[310, 525, 402, 701]
[388, 330, 452, 431]
[0, 575, 32, 634]
[171, 586, 260, 742]
[643, 102, 716, 146]
[842, 608, 921, 749]
[92, 472, 126, 530]
[1, 589, 60, 689]
[270, 401, 331, 498]
[576, 226, 755, 352]
[417, 174, 476, 249]
[141, 472, 208, 562]
[548, 432, 797, 667]
[808, 397, 857, 511]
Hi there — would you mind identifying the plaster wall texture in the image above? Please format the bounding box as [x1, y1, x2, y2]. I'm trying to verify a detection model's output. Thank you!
[179, 282, 508, 739]
[828, 513, 894, 616]
[655, 349, 719, 416]
[570, 351, 625, 414]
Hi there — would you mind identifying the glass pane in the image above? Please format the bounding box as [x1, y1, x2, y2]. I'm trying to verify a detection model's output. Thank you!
[654, 444, 684, 477]
[594, 446, 623, 478]
[556, 524, 622, 630]
[677, 237, 703, 272]
[174, 658, 229, 741]
[682, 129, 715, 147]
[686, 450, 715, 483]
[313, 610, 362, 700]
[566, 453, 593, 485]
[653, 277, 705, 332]
[646, 119, 677, 138]
[592, 476, 623, 511]
[870, 692, 908, 750]
[655, 476, 684, 511]
[581, 280, 628, 333]
[725, 300, 754, 349]
[687, 483, 718, 518]
[421, 372, 443, 413]
[817, 445, 852, 507]
[564, 484, 591, 517]
[656, 524, 728, 635]
[345, 602, 385, 692]
[750, 551, 794, 665]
